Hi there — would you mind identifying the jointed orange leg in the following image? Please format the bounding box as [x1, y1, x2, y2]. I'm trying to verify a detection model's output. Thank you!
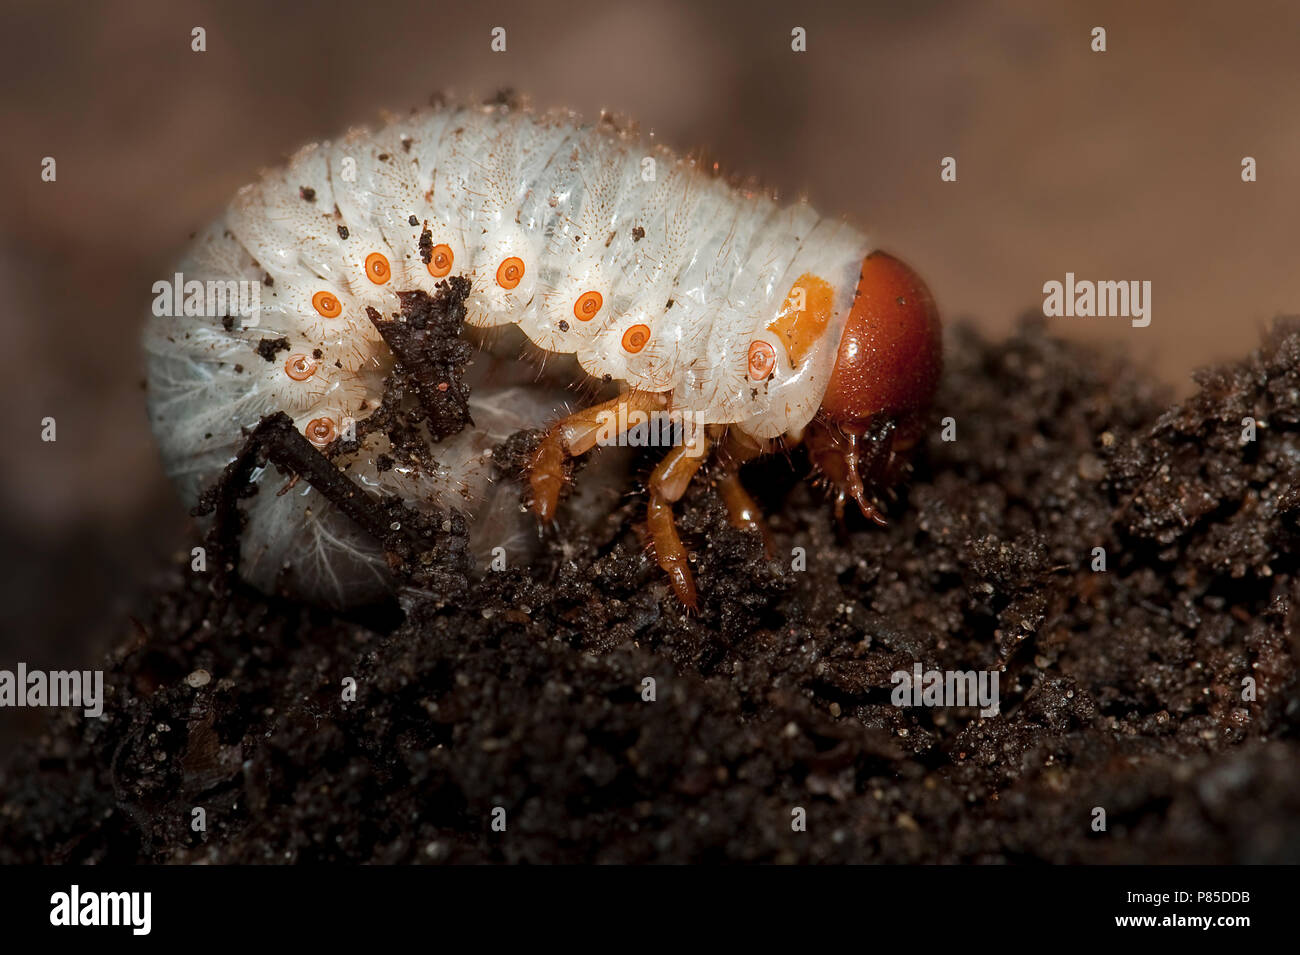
[528, 391, 668, 521]
[715, 430, 775, 556]
[529, 400, 777, 610]
[645, 434, 711, 610]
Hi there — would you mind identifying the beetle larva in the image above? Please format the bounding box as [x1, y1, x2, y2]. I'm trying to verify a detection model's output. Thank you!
[144, 102, 942, 609]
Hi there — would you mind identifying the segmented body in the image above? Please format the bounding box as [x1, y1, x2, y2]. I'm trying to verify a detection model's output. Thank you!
[144, 103, 899, 607]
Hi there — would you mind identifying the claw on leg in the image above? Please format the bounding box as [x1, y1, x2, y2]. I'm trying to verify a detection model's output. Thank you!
[645, 434, 710, 610]
[528, 390, 668, 521]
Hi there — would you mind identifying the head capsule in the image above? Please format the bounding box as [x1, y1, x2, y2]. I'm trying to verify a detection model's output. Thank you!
[809, 251, 941, 520]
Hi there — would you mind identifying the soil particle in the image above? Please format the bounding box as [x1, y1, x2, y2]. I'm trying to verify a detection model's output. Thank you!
[255, 337, 290, 362]
[2, 317, 1299, 863]
[357, 277, 474, 457]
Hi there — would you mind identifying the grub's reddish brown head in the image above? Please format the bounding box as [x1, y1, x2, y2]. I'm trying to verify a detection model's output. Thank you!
[809, 251, 942, 522]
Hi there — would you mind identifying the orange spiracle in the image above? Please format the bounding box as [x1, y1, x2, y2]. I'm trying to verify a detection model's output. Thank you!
[284, 354, 317, 381]
[312, 290, 342, 318]
[496, 256, 524, 289]
[365, 252, 391, 285]
[747, 340, 777, 380]
[621, 324, 651, 353]
[305, 417, 337, 448]
[427, 244, 454, 278]
[573, 290, 603, 322]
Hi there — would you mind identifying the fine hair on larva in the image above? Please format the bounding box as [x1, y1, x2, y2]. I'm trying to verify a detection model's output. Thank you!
[144, 99, 941, 609]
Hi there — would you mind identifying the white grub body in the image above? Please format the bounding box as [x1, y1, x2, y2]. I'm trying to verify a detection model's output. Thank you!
[144, 104, 873, 606]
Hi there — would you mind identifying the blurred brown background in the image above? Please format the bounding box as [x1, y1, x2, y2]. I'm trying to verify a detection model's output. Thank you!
[2, 0, 1299, 744]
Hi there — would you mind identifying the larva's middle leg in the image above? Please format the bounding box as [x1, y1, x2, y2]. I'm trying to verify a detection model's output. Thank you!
[646, 434, 711, 610]
[715, 431, 775, 556]
[528, 390, 669, 521]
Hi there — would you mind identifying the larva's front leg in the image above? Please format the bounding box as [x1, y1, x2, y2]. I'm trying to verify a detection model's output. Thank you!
[805, 417, 897, 527]
[645, 434, 712, 611]
[528, 391, 669, 521]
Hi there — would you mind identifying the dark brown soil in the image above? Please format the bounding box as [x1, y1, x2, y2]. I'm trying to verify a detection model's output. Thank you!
[2, 313, 1299, 864]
